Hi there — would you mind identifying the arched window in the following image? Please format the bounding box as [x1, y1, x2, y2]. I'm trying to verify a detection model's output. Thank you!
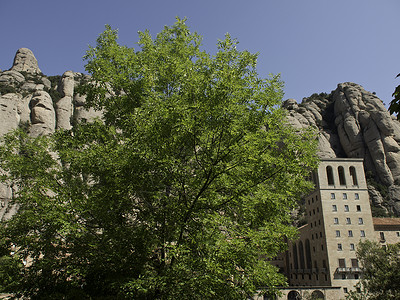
[349, 166, 358, 186]
[311, 290, 324, 300]
[326, 166, 334, 185]
[338, 166, 346, 185]
[288, 291, 301, 300]
[305, 239, 312, 270]
[298, 241, 305, 270]
[293, 244, 299, 270]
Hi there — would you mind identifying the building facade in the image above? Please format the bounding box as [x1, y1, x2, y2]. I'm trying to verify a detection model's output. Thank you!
[257, 158, 400, 300]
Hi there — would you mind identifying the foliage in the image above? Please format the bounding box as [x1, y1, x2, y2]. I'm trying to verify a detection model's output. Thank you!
[389, 73, 400, 118]
[347, 240, 400, 300]
[46, 75, 62, 103]
[0, 19, 318, 299]
[0, 83, 17, 95]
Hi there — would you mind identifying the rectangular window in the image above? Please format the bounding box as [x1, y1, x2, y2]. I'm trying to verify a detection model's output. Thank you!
[331, 193, 335, 199]
[332, 205, 337, 212]
[336, 230, 341, 237]
[356, 205, 361, 212]
[334, 218, 339, 224]
[380, 232, 385, 241]
[348, 230, 353, 237]
[350, 243, 355, 251]
[338, 258, 346, 268]
[351, 259, 359, 268]
[360, 230, 365, 237]
[346, 217, 351, 224]
[344, 205, 349, 212]
[343, 193, 347, 200]
[358, 218, 363, 225]
[397, 232, 400, 237]
[355, 193, 359, 200]
[338, 243, 343, 251]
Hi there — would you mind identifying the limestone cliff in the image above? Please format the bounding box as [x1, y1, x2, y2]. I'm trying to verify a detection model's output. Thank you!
[284, 83, 400, 216]
[1, 48, 399, 218]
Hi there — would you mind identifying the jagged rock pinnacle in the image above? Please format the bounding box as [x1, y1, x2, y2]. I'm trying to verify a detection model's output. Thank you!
[10, 48, 41, 74]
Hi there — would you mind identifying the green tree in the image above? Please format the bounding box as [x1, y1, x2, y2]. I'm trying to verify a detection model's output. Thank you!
[389, 73, 400, 118]
[347, 240, 400, 300]
[0, 19, 318, 299]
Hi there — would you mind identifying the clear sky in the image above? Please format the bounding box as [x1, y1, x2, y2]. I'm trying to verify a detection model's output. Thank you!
[1, 0, 399, 105]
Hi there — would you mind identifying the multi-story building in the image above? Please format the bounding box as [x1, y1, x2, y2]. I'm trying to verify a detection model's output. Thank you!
[257, 158, 400, 300]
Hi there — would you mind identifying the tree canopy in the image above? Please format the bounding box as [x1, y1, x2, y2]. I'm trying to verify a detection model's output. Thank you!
[389, 73, 400, 118]
[0, 19, 318, 299]
[347, 240, 400, 300]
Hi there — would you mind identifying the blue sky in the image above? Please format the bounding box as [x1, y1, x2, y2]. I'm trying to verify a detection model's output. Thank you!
[1, 1, 399, 105]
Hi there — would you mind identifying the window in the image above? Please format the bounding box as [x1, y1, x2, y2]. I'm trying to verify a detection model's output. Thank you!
[397, 232, 400, 237]
[334, 217, 339, 224]
[344, 205, 349, 212]
[380, 232, 385, 241]
[358, 218, 363, 225]
[360, 230, 365, 237]
[356, 205, 361, 212]
[312, 197, 314, 203]
[311, 223, 313, 228]
[338, 166, 346, 185]
[339, 258, 346, 268]
[332, 205, 337, 212]
[327, 166, 334, 185]
[317, 207, 319, 213]
[336, 230, 341, 237]
[344, 287, 348, 292]
[338, 243, 343, 251]
[351, 259, 359, 268]
[331, 193, 336, 199]
[348, 230, 353, 237]
[355, 274, 359, 280]
[343, 193, 347, 200]
[350, 243, 355, 251]
[316, 195, 318, 202]
[350, 166, 358, 185]
[346, 217, 351, 224]
[355, 193, 359, 200]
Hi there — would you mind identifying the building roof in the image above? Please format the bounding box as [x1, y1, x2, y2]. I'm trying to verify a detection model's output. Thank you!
[373, 217, 400, 226]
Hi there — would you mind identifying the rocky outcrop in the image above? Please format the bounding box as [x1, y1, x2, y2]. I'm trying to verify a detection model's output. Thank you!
[29, 91, 56, 137]
[10, 48, 41, 74]
[284, 82, 400, 215]
[1, 48, 400, 217]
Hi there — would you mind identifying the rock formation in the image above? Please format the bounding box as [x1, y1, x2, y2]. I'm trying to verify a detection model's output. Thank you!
[10, 48, 41, 74]
[1, 48, 400, 217]
[285, 82, 400, 215]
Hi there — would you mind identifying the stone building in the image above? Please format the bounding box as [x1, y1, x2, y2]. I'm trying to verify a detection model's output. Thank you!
[256, 158, 400, 300]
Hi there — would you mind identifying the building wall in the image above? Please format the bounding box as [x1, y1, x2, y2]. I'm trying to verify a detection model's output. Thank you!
[285, 158, 375, 299]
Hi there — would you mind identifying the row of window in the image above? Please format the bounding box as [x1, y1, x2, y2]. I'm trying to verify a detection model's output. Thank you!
[332, 204, 362, 212]
[333, 217, 363, 225]
[326, 166, 358, 186]
[331, 192, 359, 200]
[336, 229, 364, 238]
[337, 242, 360, 251]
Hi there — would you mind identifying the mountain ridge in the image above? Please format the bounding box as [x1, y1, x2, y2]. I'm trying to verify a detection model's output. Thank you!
[1, 48, 399, 218]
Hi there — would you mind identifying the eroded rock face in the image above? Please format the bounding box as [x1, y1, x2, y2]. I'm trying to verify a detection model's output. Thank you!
[284, 82, 400, 215]
[29, 91, 56, 137]
[10, 48, 41, 74]
[55, 71, 74, 130]
[0, 93, 21, 135]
